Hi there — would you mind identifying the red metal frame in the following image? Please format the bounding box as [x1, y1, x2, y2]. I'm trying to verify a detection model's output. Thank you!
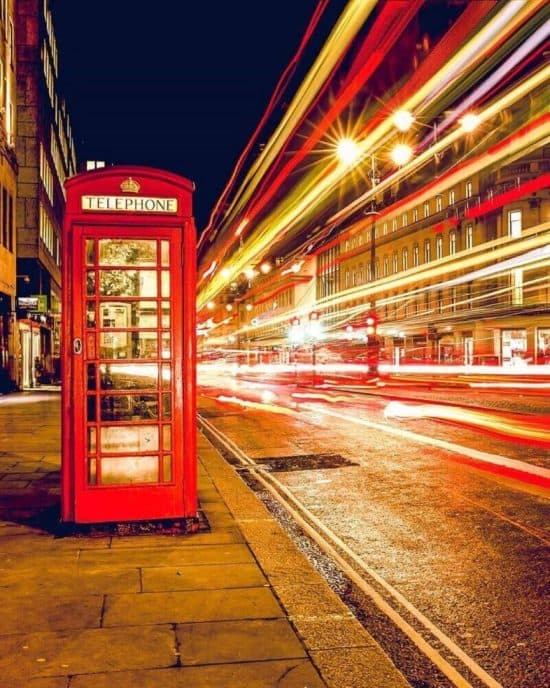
[62, 166, 196, 523]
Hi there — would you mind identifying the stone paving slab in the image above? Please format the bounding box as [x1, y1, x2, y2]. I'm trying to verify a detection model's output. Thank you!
[141, 561, 267, 592]
[0, 593, 103, 634]
[176, 618, 307, 665]
[108, 527, 243, 548]
[103, 587, 283, 626]
[77, 542, 255, 568]
[69, 659, 325, 688]
[0, 565, 140, 595]
[0, 625, 176, 681]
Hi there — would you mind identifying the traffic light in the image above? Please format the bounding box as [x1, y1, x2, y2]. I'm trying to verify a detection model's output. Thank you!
[365, 311, 378, 336]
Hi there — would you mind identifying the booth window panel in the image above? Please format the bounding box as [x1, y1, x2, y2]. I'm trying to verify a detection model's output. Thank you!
[99, 270, 157, 297]
[100, 393, 158, 421]
[161, 301, 170, 327]
[100, 424, 159, 453]
[98, 239, 157, 266]
[100, 455, 159, 485]
[161, 363, 171, 389]
[161, 271, 170, 297]
[161, 240, 170, 266]
[86, 271, 96, 296]
[88, 427, 97, 453]
[99, 363, 159, 390]
[86, 301, 96, 328]
[86, 239, 95, 265]
[100, 301, 159, 329]
[162, 454, 172, 482]
[99, 331, 158, 360]
[88, 458, 97, 486]
[87, 395, 97, 422]
[161, 333, 171, 358]
[87, 364, 97, 390]
[162, 393, 172, 419]
[162, 424, 171, 450]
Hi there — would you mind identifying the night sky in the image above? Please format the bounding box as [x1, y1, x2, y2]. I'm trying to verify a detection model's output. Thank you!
[51, 1, 331, 232]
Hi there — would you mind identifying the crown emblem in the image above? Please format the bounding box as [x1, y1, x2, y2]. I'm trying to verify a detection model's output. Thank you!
[120, 177, 140, 193]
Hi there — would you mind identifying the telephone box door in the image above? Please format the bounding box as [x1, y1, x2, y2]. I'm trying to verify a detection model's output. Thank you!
[69, 228, 189, 522]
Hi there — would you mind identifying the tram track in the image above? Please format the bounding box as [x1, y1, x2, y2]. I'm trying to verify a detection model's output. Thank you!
[198, 412, 506, 688]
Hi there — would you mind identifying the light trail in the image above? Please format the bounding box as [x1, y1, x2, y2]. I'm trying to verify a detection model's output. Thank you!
[306, 405, 550, 489]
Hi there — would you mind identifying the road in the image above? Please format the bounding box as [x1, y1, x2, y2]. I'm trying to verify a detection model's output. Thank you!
[198, 369, 550, 688]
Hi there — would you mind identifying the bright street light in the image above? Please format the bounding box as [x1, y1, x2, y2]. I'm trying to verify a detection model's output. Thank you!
[459, 112, 480, 132]
[336, 137, 360, 166]
[392, 110, 414, 131]
[391, 143, 413, 166]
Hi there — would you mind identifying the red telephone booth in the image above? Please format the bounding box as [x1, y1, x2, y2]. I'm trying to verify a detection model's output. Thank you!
[61, 166, 196, 523]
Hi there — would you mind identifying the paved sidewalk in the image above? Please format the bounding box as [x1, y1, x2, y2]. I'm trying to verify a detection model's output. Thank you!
[0, 391, 409, 688]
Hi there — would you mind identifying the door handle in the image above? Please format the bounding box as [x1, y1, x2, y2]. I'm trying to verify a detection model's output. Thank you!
[73, 338, 83, 355]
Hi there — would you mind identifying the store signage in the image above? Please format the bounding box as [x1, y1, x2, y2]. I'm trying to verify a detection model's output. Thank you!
[81, 195, 178, 213]
[18, 295, 48, 312]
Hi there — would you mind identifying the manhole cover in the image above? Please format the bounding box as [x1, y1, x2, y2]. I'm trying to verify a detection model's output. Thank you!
[254, 453, 357, 472]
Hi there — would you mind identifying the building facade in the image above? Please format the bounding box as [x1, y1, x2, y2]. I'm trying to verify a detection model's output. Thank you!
[0, 0, 17, 391]
[15, 0, 76, 387]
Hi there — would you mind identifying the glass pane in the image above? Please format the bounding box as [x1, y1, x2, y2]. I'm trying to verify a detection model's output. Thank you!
[86, 272, 96, 296]
[162, 393, 171, 419]
[162, 425, 171, 450]
[87, 395, 96, 422]
[100, 394, 158, 421]
[161, 301, 170, 327]
[100, 363, 158, 390]
[88, 427, 97, 453]
[99, 270, 157, 297]
[98, 239, 157, 266]
[163, 454, 172, 482]
[87, 364, 96, 390]
[88, 458, 97, 486]
[161, 271, 170, 297]
[161, 333, 171, 359]
[99, 301, 158, 328]
[100, 456, 159, 485]
[161, 364, 171, 389]
[99, 332, 158, 360]
[86, 239, 95, 265]
[161, 241, 170, 266]
[86, 302, 96, 328]
[100, 425, 159, 453]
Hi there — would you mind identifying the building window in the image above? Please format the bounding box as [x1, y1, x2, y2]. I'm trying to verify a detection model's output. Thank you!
[512, 269, 523, 305]
[437, 290, 443, 313]
[345, 268, 350, 288]
[436, 195, 442, 212]
[449, 231, 457, 255]
[424, 239, 431, 263]
[436, 235, 443, 259]
[508, 209, 522, 238]
[412, 208, 418, 223]
[466, 224, 473, 249]
[392, 218, 398, 232]
[449, 189, 455, 205]
[383, 222, 388, 236]
[393, 251, 398, 273]
[383, 255, 389, 277]
[375, 258, 380, 279]
[413, 243, 419, 267]
[358, 263, 364, 284]
[450, 287, 457, 312]
[466, 181, 473, 198]
[424, 201, 430, 218]
[402, 247, 409, 271]
[367, 264, 372, 282]
[402, 212, 408, 227]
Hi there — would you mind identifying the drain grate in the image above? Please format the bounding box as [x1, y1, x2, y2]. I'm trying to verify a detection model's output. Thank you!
[254, 453, 357, 472]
